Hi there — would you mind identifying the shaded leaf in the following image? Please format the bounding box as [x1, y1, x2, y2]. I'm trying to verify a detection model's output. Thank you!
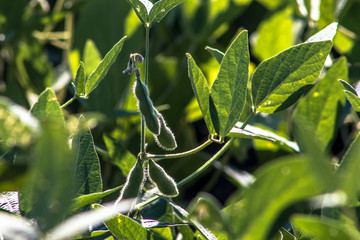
[292, 57, 348, 151]
[85, 36, 127, 97]
[73, 116, 103, 197]
[292, 215, 360, 240]
[210, 30, 250, 137]
[205, 46, 224, 64]
[31, 88, 64, 123]
[340, 80, 360, 112]
[0, 163, 27, 192]
[103, 134, 137, 176]
[20, 121, 75, 231]
[74, 61, 86, 97]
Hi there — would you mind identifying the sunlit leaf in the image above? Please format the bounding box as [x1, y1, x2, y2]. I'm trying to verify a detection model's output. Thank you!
[186, 53, 215, 134]
[210, 30, 249, 137]
[83, 39, 102, 77]
[0, 97, 39, 149]
[340, 80, 360, 112]
[73, 61, 86, 97]
[31, 88, 64, 123]
[252, 7, 294, 61]
[85, 36, 127, 97]
[149, 0, 186, 24]
[104, 212, 148, 239]
[292, 57, 348, 151]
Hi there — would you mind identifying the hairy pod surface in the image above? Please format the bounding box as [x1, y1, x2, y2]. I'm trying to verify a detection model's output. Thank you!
[148, 159, 179, 197]
[134, 77, 160, 135]
[154, 111, 177, 151]
[117, 158, 144, 201]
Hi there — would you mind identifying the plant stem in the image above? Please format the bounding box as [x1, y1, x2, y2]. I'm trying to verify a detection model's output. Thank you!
[145, 139, 212, 160]
[60, 96, 76, 108]
[140, 26, 151, 155]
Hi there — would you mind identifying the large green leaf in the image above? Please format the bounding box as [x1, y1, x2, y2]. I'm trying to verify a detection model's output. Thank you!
[210, 30, 249, 137]
[251, 40, 333, 113]
[85, 36, 127, 97]
[83, 39, 102, 77]
[337, 132, 360, 204]
[252, 7, 294, 61]
[186, 53, 215, 134]
[292, 215, 360, 240]
[72, 116, 102, 197]
[31, 88, 64, 123]
[127, 0, 185, 26]
[292, 57, 348, 151]
[225, 156, 325, 240]
[20, 121, 76, 231]
[0, 97, 39, 149]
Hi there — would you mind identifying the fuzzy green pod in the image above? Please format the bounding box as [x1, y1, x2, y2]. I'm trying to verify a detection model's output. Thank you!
[154, 111, 177, 151]
[134, 77, 161, 135]
[148, 159, 179, 197]
[118, 158, 144, 201]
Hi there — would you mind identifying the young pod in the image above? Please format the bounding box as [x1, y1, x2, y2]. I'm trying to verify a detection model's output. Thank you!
[134, 77, 160, 135]
[117, 158, 144, 201]
[154, 111, 177, 151]
[148, 159, 179, 197]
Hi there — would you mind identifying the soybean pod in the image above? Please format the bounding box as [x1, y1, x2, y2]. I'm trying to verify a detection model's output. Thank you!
[117, 158, 144, 201]
[148, 159, 179, 197]
[154, 110, 177, 151]
[134, 72, 161, 135]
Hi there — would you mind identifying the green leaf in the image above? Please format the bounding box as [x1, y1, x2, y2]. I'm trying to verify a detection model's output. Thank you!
[225, 156, 325, 240]
[0, 97, 39, 149]
[149, 0, 186, 24]
[126, 0, 153, 26]
[31, 88, 64, 123]
[205, 46, 224, 64]
[292, 215, 360, 240]
[337, 132, 360, 204]
[252, 7, 295, 61]
[85, 36, 127, 97]
[340, 80, 360, 112]
[74, 61, 86, 97]
[251, 40, 333, 113]
[83, 39, 102, 77]
[186, 53, 215, 134]
[71, 185, 122, 212]
[292, 57, 348, 151]
[72, 116, 102, 197]
[103, 134, 137, 176]
[20, 121, 76, 231]
[105, 213, 149, 239]
[210, 30, 249, 137]
[231, 122, 300, 152]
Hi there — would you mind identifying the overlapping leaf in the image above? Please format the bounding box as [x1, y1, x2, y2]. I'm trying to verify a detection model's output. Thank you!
[340, 80, 360, 112]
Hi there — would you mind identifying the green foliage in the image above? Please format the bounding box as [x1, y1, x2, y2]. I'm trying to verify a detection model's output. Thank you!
[1, 0, 360, 240]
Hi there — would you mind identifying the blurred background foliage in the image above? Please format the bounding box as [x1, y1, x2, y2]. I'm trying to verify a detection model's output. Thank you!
[1, 0, 360, 221]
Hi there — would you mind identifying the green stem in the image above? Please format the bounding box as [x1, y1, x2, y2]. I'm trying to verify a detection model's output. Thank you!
[145, 139, 212, 160]
[60, 96, 76, 108]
